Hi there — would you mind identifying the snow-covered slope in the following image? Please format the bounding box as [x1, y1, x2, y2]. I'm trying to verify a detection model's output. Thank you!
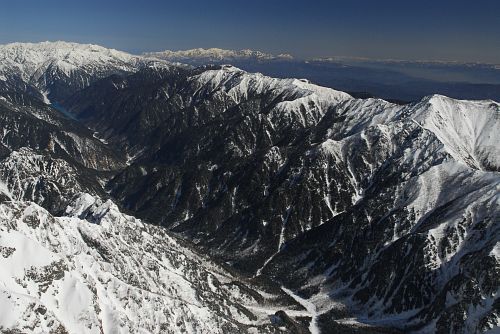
[191, 66, 352, 127]
[0, 195, 289, 333]
[412, 95, 500, 171]
[0, 41, 136, 80]
[0, 41, 170, 102]
[260, 95, 500, 333]
[2, 196, 252, 333]
[0, 149, 312, 334]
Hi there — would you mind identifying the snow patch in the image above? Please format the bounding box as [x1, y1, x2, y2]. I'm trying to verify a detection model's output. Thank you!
[281, 287, 321, 334]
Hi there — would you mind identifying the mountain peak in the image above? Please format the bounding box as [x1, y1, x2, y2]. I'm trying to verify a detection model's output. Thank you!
[412, 94, 500, 171]
[0, 41, 173, 101]
[0, 40, 135, 63]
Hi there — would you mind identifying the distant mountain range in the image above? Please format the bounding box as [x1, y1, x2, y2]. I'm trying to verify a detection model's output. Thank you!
[144, 47, 500, 103]
[145, 47, 294, 62]
[0, 41, 498, 334]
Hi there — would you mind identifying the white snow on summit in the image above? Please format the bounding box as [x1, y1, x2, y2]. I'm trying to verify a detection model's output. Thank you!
[0, 41, 135, 79]
[412, 94, 500, 171]
[191, 66, 351, 128]
[0, 41, 170, 93]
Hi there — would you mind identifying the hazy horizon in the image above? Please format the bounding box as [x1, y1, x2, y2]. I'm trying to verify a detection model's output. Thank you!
[1, 40, 499, 66]
[1, 0, 499, 64]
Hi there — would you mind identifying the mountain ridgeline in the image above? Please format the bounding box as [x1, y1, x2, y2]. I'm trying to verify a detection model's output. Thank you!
[145, 48, 500, 103]
[0, 42, 498, 334]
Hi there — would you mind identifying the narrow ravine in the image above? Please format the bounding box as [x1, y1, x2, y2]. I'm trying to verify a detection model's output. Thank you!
[281, 287, 321, 334]
[51, 102, 78, 120]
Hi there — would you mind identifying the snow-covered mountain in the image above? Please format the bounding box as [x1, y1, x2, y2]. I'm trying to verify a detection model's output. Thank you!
[66, 63, 499, 333]
[0, 148, 317, 334]
[0, 41, 498, 333]
[0, 41, 136, 79]
[145, 48, 294, 63]
[0, 41, 170, 102]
